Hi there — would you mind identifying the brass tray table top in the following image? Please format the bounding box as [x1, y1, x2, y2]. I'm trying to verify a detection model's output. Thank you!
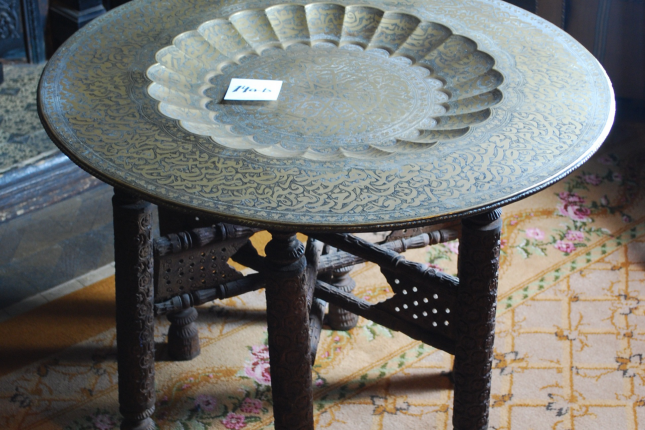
[38, 0, 614, 231]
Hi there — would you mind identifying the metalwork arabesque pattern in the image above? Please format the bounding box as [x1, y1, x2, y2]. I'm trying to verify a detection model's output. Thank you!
[38, 0, 614, 231]
[146, 4, 502, 161]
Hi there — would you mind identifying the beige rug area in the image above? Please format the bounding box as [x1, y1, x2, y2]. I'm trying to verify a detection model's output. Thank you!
[0, 119, 644, 429]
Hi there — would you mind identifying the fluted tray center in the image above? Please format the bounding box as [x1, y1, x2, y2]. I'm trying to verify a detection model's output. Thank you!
[147, 3, 504, 160]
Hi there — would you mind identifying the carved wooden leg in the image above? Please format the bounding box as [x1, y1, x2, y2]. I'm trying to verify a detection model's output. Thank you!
[264, 232, 313, 430]
[112, 189, 156, 430]
[453, 209, 502, 430]
[167, 307, 200, 360]
[327, 266, 359, 330]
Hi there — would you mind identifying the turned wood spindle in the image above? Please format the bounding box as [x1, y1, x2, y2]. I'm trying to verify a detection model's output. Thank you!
[167, 307, 200, 360]
[264, 231, 313, 430]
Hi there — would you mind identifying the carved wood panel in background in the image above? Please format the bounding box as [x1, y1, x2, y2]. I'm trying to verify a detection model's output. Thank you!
[0, 0, 45, 62]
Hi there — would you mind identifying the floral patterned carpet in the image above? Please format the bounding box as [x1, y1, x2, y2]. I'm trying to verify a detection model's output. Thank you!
[0, 118, 643, 429]
[0, 64, 56, 172]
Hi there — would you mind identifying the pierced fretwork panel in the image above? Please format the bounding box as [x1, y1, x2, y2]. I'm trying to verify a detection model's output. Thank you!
[154, 238, 248, 301]
[375, 268, 456, 339]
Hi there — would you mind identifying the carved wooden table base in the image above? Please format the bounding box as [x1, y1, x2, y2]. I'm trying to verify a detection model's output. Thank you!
[112, 188, 501, 430]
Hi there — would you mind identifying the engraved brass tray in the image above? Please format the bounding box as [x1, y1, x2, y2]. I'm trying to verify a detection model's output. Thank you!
[38, 0, 614, 232]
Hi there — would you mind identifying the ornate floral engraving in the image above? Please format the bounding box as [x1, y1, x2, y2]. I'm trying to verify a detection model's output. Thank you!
[38, 0, 614, 230]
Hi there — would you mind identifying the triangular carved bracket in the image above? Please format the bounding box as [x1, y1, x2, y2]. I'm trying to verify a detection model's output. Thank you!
[376, 268, 456, 339]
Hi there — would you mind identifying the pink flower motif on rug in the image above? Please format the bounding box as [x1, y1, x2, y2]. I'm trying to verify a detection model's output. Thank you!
[244, 345, 271, 385]
[558, 203, 591, 222]
[427, 263, 444, 272]
[582, 174, 602, 185]
[565, 230, 585, 242]
[525, 228, 545, 240]
[250, 345, 270, 360]
[445, 240, 459, 254]
[92, 413, 116, 430]
[598, 153, 618, 165]
[554, 240, 576, 254]
[557, 191, 591, 222]
[194, 394, 217, 412]
[222, 412, 247, 429]
[558, 191, 585, 205]
[244, 361, 271, 386]
[240, 397, 263, 414]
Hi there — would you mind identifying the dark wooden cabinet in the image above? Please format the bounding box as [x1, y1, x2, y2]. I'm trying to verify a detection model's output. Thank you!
[49, 0, 105, 52]
[0, 0, 46, 63]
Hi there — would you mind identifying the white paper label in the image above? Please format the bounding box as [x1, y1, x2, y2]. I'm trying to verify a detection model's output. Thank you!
[224, 78, 283, 101]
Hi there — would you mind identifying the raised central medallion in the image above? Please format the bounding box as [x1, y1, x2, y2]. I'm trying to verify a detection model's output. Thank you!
[147, 3, 504, 160]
